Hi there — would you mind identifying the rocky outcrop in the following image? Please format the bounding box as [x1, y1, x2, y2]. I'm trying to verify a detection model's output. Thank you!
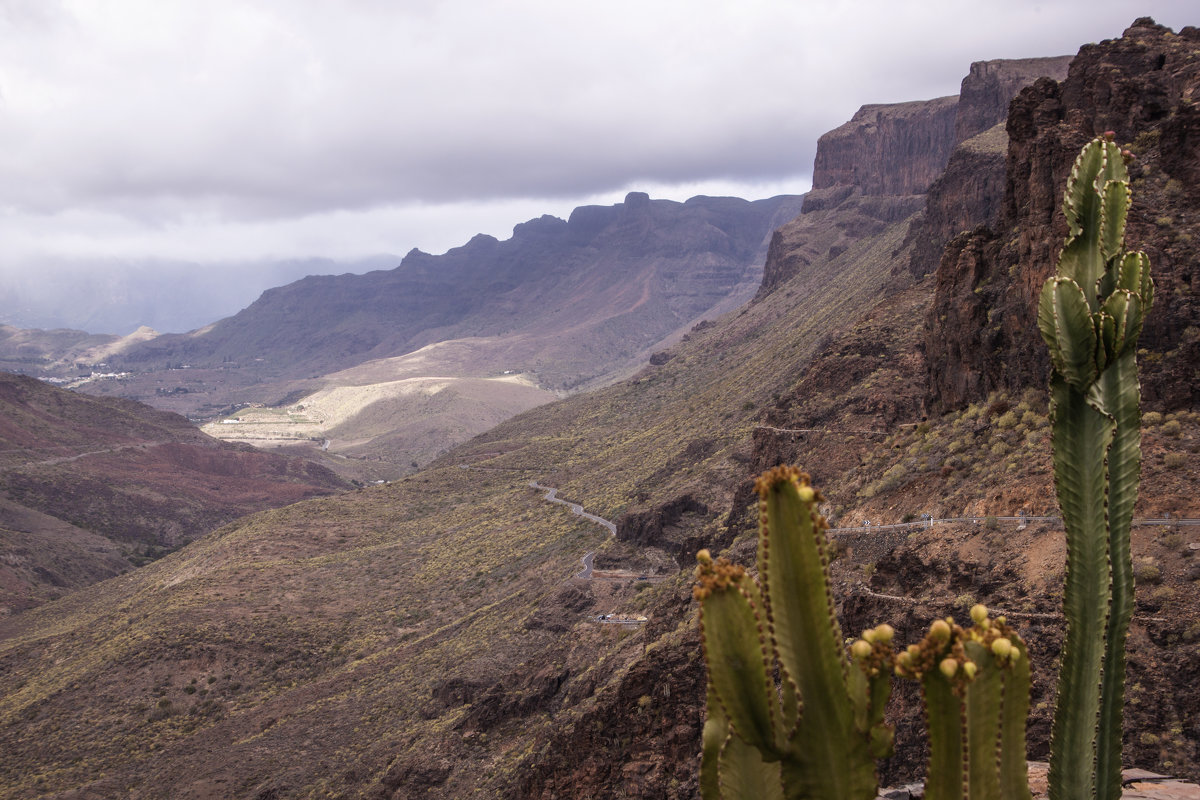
[954, 56, 1074, 144]
[616, 494, 710, 558]
[926, 19, 1200, 412]
[906, 56, 1074, 278]
[812, 97, 959, 197]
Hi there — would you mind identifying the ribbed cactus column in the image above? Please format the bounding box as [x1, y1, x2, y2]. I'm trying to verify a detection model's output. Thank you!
[893, 606, 1032, 800]
[693, 467, 889, 800]
[1037, 134, 1153, 800]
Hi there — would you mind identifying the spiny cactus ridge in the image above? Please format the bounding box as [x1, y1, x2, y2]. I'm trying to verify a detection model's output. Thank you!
[695, 467, 1030, 799]
[1037, 134, 1152, 800]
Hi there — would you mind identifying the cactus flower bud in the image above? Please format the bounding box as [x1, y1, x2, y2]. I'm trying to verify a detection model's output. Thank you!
[970, 604, 988, 625]
[962, 661, 978, 680]
[851, 639, 873, 661]
[930, 619, 951, 642]
[862, 628, 876, 643]
[797, 485, 815, 503]
[992, 637, 1014, 660]
[696, 549, 713, 565]
[939, 658, 958, 679]
[873, 623, 894, 643]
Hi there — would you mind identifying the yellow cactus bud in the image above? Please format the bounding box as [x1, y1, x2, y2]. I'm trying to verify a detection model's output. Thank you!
[797, 485, 815, 503]
[696, 549, 713, 565]
[851, 639, 873, 661]
[939, 658, 958, 679]
[962, 661, 978, 680]
[873, 623, 894, 643]
[907, 644, 921, 658]
[970, 604, 988, 625]
[862, 628, 876, 643]
[992, 637, 1014, 660]
[930, 619, 952, 642]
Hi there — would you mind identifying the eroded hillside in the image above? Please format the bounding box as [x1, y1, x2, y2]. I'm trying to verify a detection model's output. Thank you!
[0, 372, 349, 615]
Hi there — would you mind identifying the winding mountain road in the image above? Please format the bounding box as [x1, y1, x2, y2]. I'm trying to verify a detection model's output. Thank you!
[528, 481, 616, 578]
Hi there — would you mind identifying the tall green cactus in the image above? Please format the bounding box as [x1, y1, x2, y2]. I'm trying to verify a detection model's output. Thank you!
[1038, 134, 1152, 800]
[695, 467, 1031, 799]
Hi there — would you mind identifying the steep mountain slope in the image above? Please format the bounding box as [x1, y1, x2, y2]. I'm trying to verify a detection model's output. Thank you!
[0, 23, 1196, 800]
[0, 372, 349, 614]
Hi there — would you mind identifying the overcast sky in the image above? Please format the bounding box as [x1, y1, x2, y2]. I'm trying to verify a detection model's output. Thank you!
[0, 1, 1194, 333]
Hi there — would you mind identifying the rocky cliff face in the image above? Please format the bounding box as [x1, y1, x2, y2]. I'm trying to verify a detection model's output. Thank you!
[926, 19, 1200, 412]
[954, 57, 1075, 144]
[762, 56, 1073, 296]
[811, 97, 960, 197]
[905, 56, 1074, 278]
[757, 96, 956, 297]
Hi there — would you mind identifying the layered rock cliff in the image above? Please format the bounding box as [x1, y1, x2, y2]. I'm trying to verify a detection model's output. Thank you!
[954, 57, 1075, 144]
[757, 97, 955, 296]
[811, 97, 960, 196]
[761, 55, 1073, 295]
[925, 18, 1200, 411]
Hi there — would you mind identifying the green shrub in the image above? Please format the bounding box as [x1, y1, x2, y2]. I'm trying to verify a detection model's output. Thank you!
[1134, 559, 1162, 585]
[995, 410, 1020, 429]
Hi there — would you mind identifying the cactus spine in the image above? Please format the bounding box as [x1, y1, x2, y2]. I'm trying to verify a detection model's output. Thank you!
[1037, 135, 1152, 800]
[695, 468, 1031, 799]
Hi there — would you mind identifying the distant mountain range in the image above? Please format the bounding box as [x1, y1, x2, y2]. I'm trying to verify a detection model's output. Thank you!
[108, 192, 804, 390]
